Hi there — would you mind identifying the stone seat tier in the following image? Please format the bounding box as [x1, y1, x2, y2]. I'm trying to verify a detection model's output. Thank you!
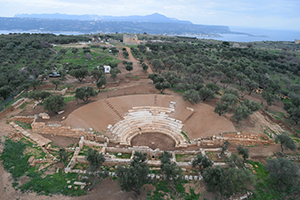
[111, 118, 183, 136]
[109, 106, 187, 148]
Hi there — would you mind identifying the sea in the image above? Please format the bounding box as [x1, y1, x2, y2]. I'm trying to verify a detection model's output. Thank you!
[197, 26, 300, 43]
[1, 27, 300, 43]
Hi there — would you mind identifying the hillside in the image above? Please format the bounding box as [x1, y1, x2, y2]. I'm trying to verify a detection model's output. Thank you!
[0, 13, 231, 36]
[14, 13, 192, 24]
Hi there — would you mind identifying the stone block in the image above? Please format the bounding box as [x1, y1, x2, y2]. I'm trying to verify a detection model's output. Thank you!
[68, 185, 72, 189]
[80, 186, 85, 190]
[74, 181, 86, 186]
[67, 180, 71, 184]
[74, 186, 78, 190]
[151, 174, 155, 180]
[57, 110, 64, 115]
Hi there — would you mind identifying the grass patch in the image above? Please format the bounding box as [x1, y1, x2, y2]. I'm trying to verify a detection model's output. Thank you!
[56, 48, 120, 71]
[65, 85, 74, 88]
[291, 135, 300, 143]
[20, 171, 86, 196]
[0, 139, 30, 178]
[175, 154, 194, 162]
[19, 102, 29, 109]
[73, 163, 88, 170]
[181, 131, 190, 142]
[171, 88, 185, 93]
[147, 180, 198, 200]
[78, 146, 90, 156]
[113, 152, 131, 159]
[281, 99, 291, 104]
[15, 120, 32, 130]
[64, 96, 75, 103]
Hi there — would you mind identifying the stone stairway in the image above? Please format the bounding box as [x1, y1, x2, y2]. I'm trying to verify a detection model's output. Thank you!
[104, 99, 124, 120]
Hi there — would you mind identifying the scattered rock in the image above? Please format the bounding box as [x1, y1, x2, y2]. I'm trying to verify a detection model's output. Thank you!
[57, 110, 65, 115]
[39, 112, 50, 119]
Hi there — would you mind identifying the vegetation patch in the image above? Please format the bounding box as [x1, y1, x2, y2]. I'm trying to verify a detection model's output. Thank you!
[64, 96, 75, 103]
[20, 171, 86, 196]
[181, 131, 190, 142]
[14, 120, 32, 130]
[114, 152, 131, 159]
[0, 139, 30, 178]
[175, 154, 194, 162]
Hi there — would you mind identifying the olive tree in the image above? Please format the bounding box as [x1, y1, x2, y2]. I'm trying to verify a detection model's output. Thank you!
[192, 153, 213, 174]
[75, 86, 97, 103]
[265, 157, 299, 187]
[183, 89, 200, 105]
[43, 95, 65, 113]
[276, 132, 296, 154]
[117, 151, 149, 195]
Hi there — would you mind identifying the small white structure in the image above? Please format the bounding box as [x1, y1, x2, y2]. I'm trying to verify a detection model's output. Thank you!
[104, 65, 111, 73]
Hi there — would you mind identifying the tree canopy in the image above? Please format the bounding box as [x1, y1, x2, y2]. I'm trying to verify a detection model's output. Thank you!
[192, 153, 213, 174]
[276, 132, 296, 153]
[43, 95, 65, 113]
[75, 86, 97, 103]
[265, 157, 299, 187]
[117, 151, 149, 195]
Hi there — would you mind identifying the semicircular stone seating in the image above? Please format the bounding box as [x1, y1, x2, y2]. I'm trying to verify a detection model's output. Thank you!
[109, 106, 188, 148]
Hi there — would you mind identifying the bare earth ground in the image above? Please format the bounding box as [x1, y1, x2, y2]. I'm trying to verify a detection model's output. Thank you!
[64, 94, 236, 140]
[131, 132, 176, 151]
[40, 135, 79, 148]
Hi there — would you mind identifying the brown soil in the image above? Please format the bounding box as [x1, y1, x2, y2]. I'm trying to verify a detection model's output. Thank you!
[41, 134, 79, 148]
[131, 132, 176, 150]
[72, 178, 152, 200]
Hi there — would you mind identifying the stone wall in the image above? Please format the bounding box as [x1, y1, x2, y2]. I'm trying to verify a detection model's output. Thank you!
[123, 34, 138, 45]
[48, 88, 68, 95]
[31, 122, 108, 143]
[191, 132, 274, 147]
[10, 116, 36, 124]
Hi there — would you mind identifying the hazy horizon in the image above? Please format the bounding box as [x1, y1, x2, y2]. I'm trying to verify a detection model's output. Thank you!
[1, 0, 300, 31]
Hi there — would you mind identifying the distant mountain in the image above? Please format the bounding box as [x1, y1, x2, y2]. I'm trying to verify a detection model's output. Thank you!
[0, 17, 231, 36]
[2, 13, 233, 36]
[14, 13, 192, 24]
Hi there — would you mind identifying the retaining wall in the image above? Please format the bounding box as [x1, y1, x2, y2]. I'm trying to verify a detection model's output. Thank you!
[31, 122, 108, 143]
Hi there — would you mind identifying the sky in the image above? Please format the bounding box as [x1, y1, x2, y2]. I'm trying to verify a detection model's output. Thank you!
[1, 0, 300, 31]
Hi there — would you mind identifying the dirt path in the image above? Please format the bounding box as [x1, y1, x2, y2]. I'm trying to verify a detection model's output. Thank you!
[124, 47, 138, 63]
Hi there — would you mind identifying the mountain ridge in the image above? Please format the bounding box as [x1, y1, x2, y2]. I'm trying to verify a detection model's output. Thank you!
[14, 13, 192, 24]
